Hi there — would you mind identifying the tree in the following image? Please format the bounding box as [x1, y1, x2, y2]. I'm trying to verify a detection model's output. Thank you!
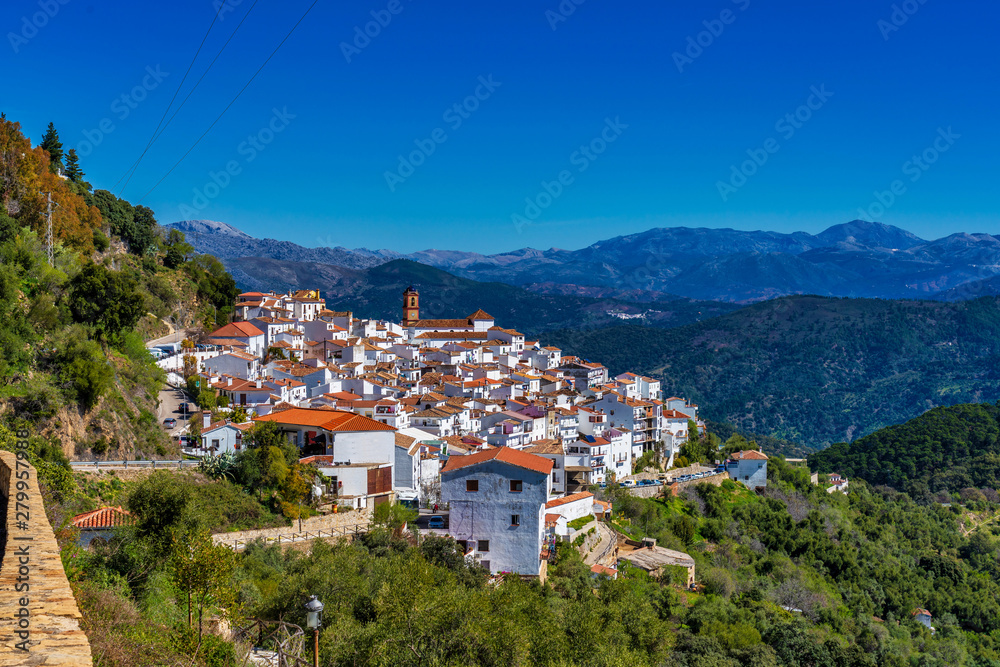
[372, 500, 418, 539]
[64, 148, 83, 182]
[127, 471, 196, 563]
[162, 229, 194, 269]
[39, 122, 63, 173]
[171, 529, 238, 639]
[68, 262, 145, 345]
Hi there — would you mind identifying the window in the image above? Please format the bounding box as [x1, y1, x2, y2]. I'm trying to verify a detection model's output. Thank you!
[466, 479, 479, 492]
[511, 514, 520, 526]
[211, 439, 220, 450]
[477, 540, 490, 552]
[510, 480, 523, 492]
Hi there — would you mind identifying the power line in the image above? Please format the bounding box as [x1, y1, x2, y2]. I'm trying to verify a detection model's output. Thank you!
[137, 0, 320, 205]
[114, 1, 227, 196]
[114, 0, 262, 193]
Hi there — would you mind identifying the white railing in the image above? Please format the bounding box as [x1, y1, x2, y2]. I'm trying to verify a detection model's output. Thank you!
[69, 460, 202, 469]
[215, 522, 371, 551]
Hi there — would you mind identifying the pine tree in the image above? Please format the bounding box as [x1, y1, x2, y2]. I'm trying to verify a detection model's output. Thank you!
[39, 122, 64, 173]
[64, 148, 83, 182]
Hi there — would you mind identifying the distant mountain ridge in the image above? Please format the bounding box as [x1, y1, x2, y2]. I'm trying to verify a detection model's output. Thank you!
[541, 295, 1000, 449]
[221, 257, 739, 336]
[168, 219, 1000, 303]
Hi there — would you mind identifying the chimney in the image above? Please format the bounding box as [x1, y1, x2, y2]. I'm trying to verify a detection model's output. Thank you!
[257, 379, 263, 388]
[228, 377, 234, 386]
[203, 412, 212, 429]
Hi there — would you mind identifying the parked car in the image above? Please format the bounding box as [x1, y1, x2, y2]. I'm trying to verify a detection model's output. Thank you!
[622, 480, 636, 487]
[428, 515, 446, 529]
[163, 418, 177, 428]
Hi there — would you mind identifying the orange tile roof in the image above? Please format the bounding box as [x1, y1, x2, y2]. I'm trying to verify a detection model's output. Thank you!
[441, 446, 553, 475]
[254, 407, 395, 432]
[730, 450, 769, 461]
[71, 506, 134, 529]
[545, 491, 593, 509]
[210, 321, 264, 338]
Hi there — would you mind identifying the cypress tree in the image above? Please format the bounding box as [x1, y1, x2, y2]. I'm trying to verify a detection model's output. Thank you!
[64, 148, 83, 182]
[40, 122, 64, 173]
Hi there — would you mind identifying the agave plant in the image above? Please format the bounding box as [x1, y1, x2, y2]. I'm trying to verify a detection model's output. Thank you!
[199, 451, 238, 480]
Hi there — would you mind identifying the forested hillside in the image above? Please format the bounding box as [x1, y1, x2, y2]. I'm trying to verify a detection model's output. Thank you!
[544, 295, 1000, 448]
[225, 256, 740, 337]
[0, 114, 237, 466]
[809, 402, 1000, 497]
[65, 451, 1000, 666]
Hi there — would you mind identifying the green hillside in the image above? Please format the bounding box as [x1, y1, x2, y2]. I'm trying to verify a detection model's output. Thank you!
[0, 114, 237, 469]
[808, 402, 1000, 497]
[544, 295, 1000, 449]
[64, 453, 1000, 666]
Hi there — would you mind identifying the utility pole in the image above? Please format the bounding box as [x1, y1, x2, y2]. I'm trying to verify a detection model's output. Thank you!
[45, 192, 54, 266]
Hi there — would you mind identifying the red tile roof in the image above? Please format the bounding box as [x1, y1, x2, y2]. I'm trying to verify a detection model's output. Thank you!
[210, 321, 264, 338]
[253, 407, 395, 432]
[441, 446, 553, 475]
[730, 450, 769, 461]
[545, 491, 593, 509]
[71, 506, 134, 529]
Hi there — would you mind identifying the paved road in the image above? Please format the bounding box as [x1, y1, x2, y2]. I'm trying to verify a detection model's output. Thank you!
[147, 325, 190, 348]
[413, 509, 450, 530]
[584, 522, 616, 567]
[158, 384, 194, 437]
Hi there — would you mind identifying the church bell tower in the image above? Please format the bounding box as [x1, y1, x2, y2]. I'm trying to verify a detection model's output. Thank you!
[403, 286, 419, 326]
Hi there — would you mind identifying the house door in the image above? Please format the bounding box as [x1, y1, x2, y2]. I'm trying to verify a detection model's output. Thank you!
[240, 394, 246, 405]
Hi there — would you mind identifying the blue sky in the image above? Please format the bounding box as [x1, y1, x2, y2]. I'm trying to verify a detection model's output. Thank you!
[2, 0, 996, 253]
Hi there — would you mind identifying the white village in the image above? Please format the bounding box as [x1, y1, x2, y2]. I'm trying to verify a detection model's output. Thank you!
[144, 286, 777, 581]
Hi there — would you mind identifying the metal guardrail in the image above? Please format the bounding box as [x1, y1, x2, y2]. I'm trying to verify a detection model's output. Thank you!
[69, 460, 201, 469]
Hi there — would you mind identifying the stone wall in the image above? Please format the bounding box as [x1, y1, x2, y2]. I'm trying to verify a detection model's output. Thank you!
[0, 450, 92, 665]
[212, 507, 373, 547]
[667, 471, 728, 497]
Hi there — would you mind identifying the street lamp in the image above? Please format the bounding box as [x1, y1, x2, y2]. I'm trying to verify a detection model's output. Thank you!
[304, 595, 323, 667]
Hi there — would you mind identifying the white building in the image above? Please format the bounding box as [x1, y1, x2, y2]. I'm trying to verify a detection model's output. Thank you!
[441, 447, 553, 576]
[255, 407, 398, 510]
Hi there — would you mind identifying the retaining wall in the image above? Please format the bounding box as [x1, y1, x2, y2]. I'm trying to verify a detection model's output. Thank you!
[0, 450, 92, 665]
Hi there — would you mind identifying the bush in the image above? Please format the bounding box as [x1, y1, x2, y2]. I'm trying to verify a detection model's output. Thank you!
[92, 228, 109, 252]
[567, 514, 595, 531]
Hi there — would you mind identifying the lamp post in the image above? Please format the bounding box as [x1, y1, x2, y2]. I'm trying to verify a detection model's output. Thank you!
[304, 595, 323, 667]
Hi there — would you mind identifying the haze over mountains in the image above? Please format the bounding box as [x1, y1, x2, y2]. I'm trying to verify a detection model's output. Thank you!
[170, 219, 1000, 303]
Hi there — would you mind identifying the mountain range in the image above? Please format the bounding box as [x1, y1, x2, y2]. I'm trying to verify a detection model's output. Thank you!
[542, 295, 1000, 449]
[169, 219, 1000, 303]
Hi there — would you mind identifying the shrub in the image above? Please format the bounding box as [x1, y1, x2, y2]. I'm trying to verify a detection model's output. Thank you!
[567, 514, 595, 531]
